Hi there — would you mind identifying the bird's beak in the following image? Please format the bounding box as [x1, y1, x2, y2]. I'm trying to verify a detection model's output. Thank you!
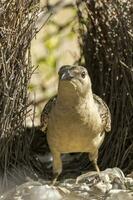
[60, 70, 74, 81]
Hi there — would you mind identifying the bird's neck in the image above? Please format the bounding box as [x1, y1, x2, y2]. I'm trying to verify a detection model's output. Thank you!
[56, 86, 94, 108]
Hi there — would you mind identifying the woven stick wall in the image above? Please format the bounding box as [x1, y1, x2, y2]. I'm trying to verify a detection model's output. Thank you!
[0, 0, 39, 173]
[77, 0, 133, 173]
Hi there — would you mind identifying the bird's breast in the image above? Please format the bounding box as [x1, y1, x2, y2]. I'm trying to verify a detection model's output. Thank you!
[47, 104, 103, 153]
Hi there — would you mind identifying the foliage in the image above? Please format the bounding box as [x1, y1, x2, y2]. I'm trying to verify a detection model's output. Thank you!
[29, 1, 78, 120]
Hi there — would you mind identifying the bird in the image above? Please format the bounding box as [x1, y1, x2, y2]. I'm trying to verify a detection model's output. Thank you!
[40, 65, 111, 184]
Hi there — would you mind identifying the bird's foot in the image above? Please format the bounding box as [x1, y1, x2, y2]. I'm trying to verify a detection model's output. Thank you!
[76, 171, 100, 184]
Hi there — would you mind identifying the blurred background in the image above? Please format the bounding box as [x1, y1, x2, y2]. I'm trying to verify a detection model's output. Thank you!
[28, 0, 79, 126]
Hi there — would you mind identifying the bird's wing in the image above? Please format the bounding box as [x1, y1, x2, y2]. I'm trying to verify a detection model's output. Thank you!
[93, 94, 111, 132]
[40, 95, 57, 132]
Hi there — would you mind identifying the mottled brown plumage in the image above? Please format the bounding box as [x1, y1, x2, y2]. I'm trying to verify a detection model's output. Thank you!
[40, 65, 111, 184]
[40, 96, 57, 132]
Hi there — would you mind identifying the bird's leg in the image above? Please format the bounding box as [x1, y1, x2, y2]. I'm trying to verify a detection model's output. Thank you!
[89, 149, 99, 171]
[52, 173, 59, 185]
[51, 150, 62, 185]
[92, 159, 100, 174]
[76, 150, 100, 184]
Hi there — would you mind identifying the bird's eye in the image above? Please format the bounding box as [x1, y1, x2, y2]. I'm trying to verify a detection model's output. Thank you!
[81, 71, 86, 78]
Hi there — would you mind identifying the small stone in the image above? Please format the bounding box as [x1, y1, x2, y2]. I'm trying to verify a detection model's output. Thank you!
[80, 183, 90, 191]
[93, 181, 112, 194]
[29, 185, 62, 200]
[107, 190, 133, 200]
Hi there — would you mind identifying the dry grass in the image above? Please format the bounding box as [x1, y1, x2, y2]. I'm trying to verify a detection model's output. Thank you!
[77, 0, 133, 173]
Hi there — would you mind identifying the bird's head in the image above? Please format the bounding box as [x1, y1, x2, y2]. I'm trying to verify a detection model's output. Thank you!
[58, 65, 92, 97]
